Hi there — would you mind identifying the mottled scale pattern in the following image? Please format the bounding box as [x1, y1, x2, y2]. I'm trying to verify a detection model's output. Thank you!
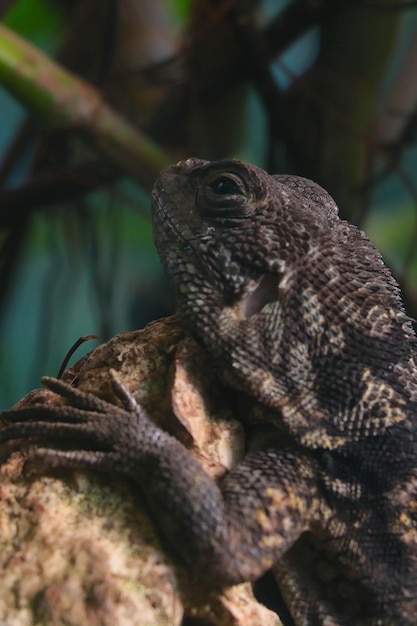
[1, 158, 417, 625]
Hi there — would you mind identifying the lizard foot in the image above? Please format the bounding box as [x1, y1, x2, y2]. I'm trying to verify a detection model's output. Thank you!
[0, 372, 158, 476]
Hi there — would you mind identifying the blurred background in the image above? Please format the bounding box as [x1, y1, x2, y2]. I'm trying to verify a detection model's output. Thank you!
[0, 0, 416, 407]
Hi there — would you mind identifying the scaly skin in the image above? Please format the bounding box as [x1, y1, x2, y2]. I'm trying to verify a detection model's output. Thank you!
[2, 158, 417, 625]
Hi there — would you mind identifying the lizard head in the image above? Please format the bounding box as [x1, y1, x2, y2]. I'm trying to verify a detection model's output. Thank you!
[151, 157, 338, 319]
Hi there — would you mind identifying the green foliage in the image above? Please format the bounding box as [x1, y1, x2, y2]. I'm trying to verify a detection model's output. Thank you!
[4, 0, 65, 52]
[166, 0, 192, 23]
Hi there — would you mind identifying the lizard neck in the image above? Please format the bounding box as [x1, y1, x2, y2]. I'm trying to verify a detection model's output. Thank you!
[175, 265, 417, 449]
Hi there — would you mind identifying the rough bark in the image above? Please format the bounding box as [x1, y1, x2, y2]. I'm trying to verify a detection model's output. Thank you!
[0, 316, 280, 626]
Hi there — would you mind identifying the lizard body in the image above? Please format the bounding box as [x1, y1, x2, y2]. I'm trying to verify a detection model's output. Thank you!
[1, 158, 417, 624]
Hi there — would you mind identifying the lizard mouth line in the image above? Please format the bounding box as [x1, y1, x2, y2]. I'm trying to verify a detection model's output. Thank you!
[152, 187, 197, 246]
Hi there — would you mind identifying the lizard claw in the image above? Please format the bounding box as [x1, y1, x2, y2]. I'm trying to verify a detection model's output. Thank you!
[109, 369, 140, 412]
[40, 375, 117, 413]
[40, 371, 148, 420]
[0, 373, 160, 478]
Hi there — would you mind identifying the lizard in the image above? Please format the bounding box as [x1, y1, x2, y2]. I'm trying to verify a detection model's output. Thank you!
[1, 157, 417, 625]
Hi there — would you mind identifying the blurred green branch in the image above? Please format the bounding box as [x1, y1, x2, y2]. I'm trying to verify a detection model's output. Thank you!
[0, 23, 172, 187]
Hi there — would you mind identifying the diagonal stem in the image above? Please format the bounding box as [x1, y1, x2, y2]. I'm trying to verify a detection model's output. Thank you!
[0, 23, 172, 188]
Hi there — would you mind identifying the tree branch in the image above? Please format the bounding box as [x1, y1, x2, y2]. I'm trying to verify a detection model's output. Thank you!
[0, 24, 172, 188]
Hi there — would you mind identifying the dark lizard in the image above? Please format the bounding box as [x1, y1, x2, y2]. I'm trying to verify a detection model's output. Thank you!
[1, 158, 417, 625]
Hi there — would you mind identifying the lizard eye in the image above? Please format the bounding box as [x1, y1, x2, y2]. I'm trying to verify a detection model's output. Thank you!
[209, 176, 242, 196]
[198, 173, 247, 219]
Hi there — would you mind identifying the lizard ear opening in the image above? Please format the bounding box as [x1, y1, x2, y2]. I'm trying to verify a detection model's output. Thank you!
[242, 274, 281, 318]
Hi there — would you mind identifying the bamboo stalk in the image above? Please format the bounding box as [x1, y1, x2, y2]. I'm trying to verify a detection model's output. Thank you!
[0, 24, 172, 187]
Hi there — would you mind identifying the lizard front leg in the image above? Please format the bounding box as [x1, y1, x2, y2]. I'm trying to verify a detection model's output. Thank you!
[0, 375, 320, 586]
